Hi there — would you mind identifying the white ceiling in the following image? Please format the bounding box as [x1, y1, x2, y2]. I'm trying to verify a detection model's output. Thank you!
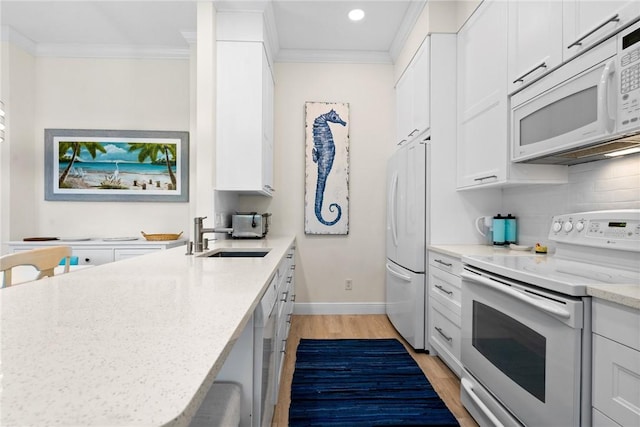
[0, 0, 423, 63]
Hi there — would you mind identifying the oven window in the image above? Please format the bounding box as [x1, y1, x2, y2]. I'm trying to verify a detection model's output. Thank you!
[472, 301, 546, 402]
[520, 86, 597, 146]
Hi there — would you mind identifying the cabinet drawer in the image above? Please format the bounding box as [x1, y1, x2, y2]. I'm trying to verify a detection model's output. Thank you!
[593, 299, 640, 351]
[114, 248, 156, 261]
[428, 252, 462, 276]
[73, 249, 113, 265]
[429, 298, 462, 377]
[593, 334, 640, 427]
[429, 268, 462, 316]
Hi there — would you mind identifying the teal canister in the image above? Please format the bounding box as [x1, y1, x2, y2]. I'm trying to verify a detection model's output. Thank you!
[505, 214, 517, 244]
[492, 214, 506, 245]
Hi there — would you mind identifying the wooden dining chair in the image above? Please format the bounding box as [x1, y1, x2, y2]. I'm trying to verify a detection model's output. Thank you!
[0, 246, 73, 288]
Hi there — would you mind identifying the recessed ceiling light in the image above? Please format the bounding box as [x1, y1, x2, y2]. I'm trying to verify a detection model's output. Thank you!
[348, 9, 365, 22]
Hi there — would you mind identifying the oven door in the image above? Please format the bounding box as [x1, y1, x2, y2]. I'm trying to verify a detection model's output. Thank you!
[511, 36, 617, 163]
[461, 267, 587, 427]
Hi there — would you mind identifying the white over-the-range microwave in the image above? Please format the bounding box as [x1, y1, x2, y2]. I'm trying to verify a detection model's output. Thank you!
[511, 18, 640, 165]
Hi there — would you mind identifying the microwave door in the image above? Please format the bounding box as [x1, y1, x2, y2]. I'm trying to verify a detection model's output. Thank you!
[512, 57, 616, 162]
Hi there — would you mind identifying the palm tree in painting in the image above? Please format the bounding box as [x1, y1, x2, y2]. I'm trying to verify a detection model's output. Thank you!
[127, 143, 177, 187]
[58, 142, 107, 187]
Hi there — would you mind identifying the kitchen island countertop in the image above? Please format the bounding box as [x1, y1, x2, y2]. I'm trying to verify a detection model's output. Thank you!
[0, 235, 295, 427]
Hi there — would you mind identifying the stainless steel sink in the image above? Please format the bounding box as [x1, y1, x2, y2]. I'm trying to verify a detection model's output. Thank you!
[199, 248, 270, 258]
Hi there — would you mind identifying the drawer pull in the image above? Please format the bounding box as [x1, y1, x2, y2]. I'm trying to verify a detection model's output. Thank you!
[473, 175, 497, 182]
[287, 276, 293, 284]
[291, 265, 296, 270]
[435, 326, 453, 342]
[434, 259, 452, 267]
[281, 339, 287, 354]
[435, 284, 453, 296]
[287, 254, 293, 259]
[286, 313, 292, 324]
[513, 60, 547, 84]
[291, 294, 296, 302]
[280, 291, 289, 302]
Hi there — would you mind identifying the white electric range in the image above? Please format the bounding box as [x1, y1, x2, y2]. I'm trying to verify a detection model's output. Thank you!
[459, 209, 640, 427]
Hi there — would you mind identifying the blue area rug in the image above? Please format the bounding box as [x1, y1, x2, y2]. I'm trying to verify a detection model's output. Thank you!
[289, 338, 460, 426]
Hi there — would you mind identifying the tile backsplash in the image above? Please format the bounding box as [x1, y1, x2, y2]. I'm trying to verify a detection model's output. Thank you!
[503, 154, 640, 248]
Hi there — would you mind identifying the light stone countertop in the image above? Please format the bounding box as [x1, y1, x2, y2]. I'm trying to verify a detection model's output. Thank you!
[428, 243, 539, 258]
[587, 285, 640, 310]
[0, 235, 295, 427]
[429, 244, 640, 309]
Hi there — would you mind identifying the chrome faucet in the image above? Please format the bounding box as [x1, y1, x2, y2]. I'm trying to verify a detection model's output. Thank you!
[193, 216, 216, 253]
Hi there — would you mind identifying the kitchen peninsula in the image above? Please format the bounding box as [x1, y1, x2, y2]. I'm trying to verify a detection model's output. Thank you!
[0, 235, 296, 427]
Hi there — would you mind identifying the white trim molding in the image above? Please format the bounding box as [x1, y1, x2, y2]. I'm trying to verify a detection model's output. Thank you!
[294, 302, 386, 315]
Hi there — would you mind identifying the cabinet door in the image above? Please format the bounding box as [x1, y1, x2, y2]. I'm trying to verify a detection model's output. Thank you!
[564, 0, 640, 60]
[216, 41, 272, 195]
[456, 0, 508, 189]
[395, 69, 413, 145]
[412, 39, 430, 136]
[262, 48, 275, 194]
[508, 0, 563, 93]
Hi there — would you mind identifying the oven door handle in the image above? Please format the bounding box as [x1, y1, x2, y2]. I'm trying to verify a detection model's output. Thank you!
[461, 271, 571, 319]
[461, 378, 505, 427]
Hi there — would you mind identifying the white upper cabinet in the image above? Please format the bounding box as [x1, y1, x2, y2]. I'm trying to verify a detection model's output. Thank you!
[564, 0, 640, 61]
[457, 0, 568, 190]
[508, 0, 564, 94]
[216, 12, 275, 196]
[457, 0, 509, 188]
[395, 39, 430, 146]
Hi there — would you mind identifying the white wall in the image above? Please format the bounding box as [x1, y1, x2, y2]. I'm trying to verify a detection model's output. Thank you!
[239, 62, 395, 306]
[4, 51, 192, 241]
[503, 154, 640, 248]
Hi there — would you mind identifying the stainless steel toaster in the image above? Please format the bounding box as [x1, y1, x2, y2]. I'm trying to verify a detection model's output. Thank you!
[231, 213, 271, 238]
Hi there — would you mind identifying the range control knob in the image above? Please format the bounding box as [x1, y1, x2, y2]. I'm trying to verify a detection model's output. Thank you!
[575, 221, 585, 232]
[552, 221, 562, 233]
[564, 221, 574, 233]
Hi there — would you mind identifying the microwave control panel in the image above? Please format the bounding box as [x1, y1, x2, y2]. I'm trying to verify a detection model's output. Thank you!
[619, 22, 640, 130]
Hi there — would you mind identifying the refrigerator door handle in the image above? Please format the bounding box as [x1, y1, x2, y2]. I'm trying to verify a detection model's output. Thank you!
[390, 172, 399, 247]
[386, 263, 411, 282]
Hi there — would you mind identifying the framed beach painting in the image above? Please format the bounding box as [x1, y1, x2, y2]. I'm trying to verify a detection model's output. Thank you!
[304, 102, 350, 235]
[44, 129, 189, 202]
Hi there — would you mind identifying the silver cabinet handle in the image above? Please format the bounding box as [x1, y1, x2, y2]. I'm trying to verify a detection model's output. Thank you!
[434, 259, 452, 267]
[435, 326, 452, 342]
[264, 184, 275, 192]
[280, 339, 287, 354]
[286, 313, 292, 324]
[567, 14, 620, 49]
[473, 175, 498, 182]
[291, 293, 296, 302]
[286, 276, 293, 284]
[435, 284, 453, 295]
[408, 128, 420, 137]
[513, 60, 547, 84]
[397, 139, 407, 146]
[280, 291, 289, 302]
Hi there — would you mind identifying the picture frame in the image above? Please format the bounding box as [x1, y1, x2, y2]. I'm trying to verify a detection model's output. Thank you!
[304, 101, 350, 235]
[44, 129, 189, 202]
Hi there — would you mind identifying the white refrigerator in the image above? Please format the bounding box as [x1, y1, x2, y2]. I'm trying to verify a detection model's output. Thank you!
[385, 137, 427, 350]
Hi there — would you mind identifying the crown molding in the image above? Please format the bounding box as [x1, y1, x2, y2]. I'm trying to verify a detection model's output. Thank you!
[2, 26, 189, 59]
[276, 48, 392, 64]
[389, 0, 427, 62]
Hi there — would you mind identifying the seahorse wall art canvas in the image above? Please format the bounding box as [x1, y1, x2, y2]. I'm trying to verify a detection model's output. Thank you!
[304, 101, 350, 235]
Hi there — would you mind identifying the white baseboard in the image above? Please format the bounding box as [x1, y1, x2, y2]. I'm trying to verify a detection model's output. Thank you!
[293, 302, 386, 315]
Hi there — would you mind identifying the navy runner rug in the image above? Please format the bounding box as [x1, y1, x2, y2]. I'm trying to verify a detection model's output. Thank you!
[289, 338, 460, 426]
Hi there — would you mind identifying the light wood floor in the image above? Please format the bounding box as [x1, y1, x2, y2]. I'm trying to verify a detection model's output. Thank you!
[272, 314, 478, 427]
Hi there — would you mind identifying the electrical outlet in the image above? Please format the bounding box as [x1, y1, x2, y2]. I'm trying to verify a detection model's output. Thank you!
[345, 279, 353, 290]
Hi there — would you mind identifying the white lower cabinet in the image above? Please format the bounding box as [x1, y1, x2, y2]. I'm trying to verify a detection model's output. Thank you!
[8, 240, 185, 265]
[275, 245, 295, 396]
[592, 299, 640, 427]
[427, 251, 462, 377]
